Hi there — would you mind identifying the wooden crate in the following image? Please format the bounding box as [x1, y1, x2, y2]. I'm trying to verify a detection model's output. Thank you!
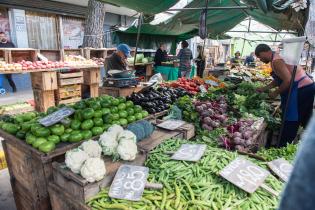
[0, 130, 86, 210]
[30, 71, 58, 91]
[0, 48, 10, 62]
[99, 86, 143, 97]
[57, 71, 83, 86]
[39, 50, 62, 61]
[62, 49, 84, 59]
[52, 153, 147, 203]
[49, 183, 90, 210]
[55, 84, 82, 105]
[82, 84, 99, 98]
[6, 48, 38, 63]
[0, 129, 90, 210]
[33, 89, 55, 112]
[84, 48, 107, 60]
[83, 68, 100, 85]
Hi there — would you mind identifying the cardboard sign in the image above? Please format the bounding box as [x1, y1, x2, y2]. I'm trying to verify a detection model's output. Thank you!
[157, 119, 186, 130]
[220, 157, 270, 193]
[39, 107, 75, 127]
[171, 144, 207, 162]
[109, 165, 149, 201]
[205, 80, 219, 87]
[268, 158, 293, 182]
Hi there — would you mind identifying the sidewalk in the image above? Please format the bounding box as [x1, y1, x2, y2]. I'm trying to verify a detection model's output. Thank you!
[0, 168, 16, 210]
[0, 89, 33, 105]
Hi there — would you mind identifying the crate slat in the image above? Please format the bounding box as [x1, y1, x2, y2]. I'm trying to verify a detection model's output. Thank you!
[58, 71, 83, 79]
[57, 97, 81, 105]
[33, 89, 55, 112]
[31, 71, 58, 91]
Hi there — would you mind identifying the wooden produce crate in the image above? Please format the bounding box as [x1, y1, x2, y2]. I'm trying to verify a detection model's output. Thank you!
[62, 49, 84, 57]
[0, 48, 10, 62]
[5, 48, 38, 63]
[99, 86, 143, 97]
[33, 89, 55, 112]
[84, 48, 107, 60]
[57, 71, 83, 86]
[82, 84, 99, 98]
[83, 68, 100, 85]
[52, 153, 147, 203]
[0, 130, 86, 210]
[49, 183, 90, 210]
[30, 71, 58, 91]
[55, 84, 82, 105]
[39, 50, 62, 61]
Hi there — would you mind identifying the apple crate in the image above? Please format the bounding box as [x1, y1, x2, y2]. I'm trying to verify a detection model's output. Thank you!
[30, 71, 58, 91]
[55, 84, 82, 105]
[57, 70, 83, 86]
[39, 50, 62, 62]
[6, 48, 38, 63]
[33, 89, 56, 112]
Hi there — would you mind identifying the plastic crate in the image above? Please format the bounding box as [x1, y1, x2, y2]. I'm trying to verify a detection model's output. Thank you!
[0, 150, 7, 170]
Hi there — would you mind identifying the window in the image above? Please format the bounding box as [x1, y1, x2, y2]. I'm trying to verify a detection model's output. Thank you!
[26, 11, 58, 49]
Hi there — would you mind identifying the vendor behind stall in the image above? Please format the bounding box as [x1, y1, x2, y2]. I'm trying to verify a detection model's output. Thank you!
[104, 44, 131, 75]
[244, 52, 255, 67]
[255, 44, 315, 147]
[230, 51, 242, 68]
[154, 43, 167, 66]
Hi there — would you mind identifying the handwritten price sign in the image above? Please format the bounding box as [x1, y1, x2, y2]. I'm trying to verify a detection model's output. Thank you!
[171, 144, 207, 162]
[268, 158, 293, 182]
[220, 157, 270, 193]
[109, 165, 149, 201]
[39, 107, 74, 127]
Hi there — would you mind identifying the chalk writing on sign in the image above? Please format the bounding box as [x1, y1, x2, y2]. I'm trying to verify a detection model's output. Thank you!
[268, 158, 293, 182]
[171, 144, 207, 162]
[39, 107, 75, 127]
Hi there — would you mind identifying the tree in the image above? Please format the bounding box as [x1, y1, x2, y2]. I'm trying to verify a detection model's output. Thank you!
[83, 0, 106, 48]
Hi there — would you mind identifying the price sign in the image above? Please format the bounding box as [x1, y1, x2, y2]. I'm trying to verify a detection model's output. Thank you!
[268, 158, 293, 182]
[220, 157, 270, 193]
[109, 165, 149, 201]
[199, 85, 207, 93]
[39, 107, 75, 127]
[171, 144, 207, 162]
[205, 80, 219, 87]
[157, 119, 186, 130]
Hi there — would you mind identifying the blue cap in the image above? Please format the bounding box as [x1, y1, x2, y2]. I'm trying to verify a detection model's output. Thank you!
[117, 44, 131, 57]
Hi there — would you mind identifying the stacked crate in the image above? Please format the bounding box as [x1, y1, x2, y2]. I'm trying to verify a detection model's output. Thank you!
[82, 68, 100, 98]
[55, 70, 83, 105]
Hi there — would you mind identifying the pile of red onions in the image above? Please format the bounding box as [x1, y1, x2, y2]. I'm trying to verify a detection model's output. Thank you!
[194, 96, 228, 132]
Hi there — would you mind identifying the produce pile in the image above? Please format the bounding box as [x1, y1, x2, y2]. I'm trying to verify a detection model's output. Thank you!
[0, 60, 68, 72]
[87, 138, 294, 210]
[165, 77, 205, 95]
[0, 102, 33, 115]
[0, 96, 149, 153]
[127, 54, 153, 64]
[127, 87, 188, 114]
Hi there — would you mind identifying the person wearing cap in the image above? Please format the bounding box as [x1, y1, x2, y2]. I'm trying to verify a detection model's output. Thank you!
[230, 51, 242, 68]
[104, 43, 131, 74]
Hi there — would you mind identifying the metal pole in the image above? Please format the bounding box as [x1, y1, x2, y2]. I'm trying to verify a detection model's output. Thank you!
[167, 6, 255, 11]
[227, 31, 298, 34]
[134, 13, 143, 67]
[277, 65, 298, 147]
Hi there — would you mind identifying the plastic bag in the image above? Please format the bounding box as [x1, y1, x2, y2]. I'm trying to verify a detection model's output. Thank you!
[149, 73, 163, 83]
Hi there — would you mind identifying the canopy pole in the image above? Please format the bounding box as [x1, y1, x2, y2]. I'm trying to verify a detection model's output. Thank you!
[228, 31, 298, 34]
[134, 13, 143, 67]
[167, 6, 255, 11]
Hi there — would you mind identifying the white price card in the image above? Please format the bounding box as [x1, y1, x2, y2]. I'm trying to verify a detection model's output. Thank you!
[109, 165, 149, 201]
[220, 157, 270, 193]
[171, 144, 207, 162]
[268, 158, 293, 182]
[157, 119, 186, 130]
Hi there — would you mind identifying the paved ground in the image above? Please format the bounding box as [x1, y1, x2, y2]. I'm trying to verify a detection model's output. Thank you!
[0, 90, 33, 105]
[0, 169, 16, 210]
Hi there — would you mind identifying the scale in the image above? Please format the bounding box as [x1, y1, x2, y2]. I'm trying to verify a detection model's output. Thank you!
[104, 70, 139, 88]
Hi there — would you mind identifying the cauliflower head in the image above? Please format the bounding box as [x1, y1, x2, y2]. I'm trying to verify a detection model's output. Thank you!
[99, 132, 118, 156]
[117, 139, 138, 161]
[80, 157, 106, 183]
[107, 124, 124, 139]
[118, 130, 137, 143]
[80, 140, 102, 158]
[65, 148, 88, 174]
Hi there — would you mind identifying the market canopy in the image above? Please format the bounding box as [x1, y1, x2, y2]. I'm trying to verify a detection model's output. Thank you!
[112, 0, 307, 51]
[97, 0, 180, 15]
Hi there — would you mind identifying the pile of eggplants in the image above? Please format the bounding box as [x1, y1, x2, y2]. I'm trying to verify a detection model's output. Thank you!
[127, 87, 189, 114]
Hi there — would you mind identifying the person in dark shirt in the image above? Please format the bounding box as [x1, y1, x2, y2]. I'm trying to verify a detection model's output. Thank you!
[244, 52, 255, 66]
[195, 45, 206, 78]
[230, 51, 242, 68]
[0, 32, 16, 92]
[154, 43, 167, 66]
[177, 40, 193, 78]
[104, 43, 131, 76]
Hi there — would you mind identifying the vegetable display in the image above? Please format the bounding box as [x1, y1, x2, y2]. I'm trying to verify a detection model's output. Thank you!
[127, 87, 188, 114]
[0, 95, 149, 153]
[168, 77, 204, 95]
[87, 139, 288, 209]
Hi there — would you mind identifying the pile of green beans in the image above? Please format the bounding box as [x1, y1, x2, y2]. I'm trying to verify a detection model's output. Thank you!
[87, 139, 286, 210]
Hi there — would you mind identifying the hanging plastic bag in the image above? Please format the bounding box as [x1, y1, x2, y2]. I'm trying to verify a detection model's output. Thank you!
[199, 8, 207, 39]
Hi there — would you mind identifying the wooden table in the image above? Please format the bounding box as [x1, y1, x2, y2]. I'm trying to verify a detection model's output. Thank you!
[99, 85, 143, 97]
[129, 62, 154, 81]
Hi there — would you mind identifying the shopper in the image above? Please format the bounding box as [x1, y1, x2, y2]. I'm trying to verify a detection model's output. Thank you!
[154, 43, 168, 67]
[244, 52, 255, 66]
[195, 45, 206, 78]
[278, 116, 315, 210]
[0, 32, 17, 92]
[230, 51, 242, 68]
[255, 44, 315, 147]
[177, 40, 193, 78]
[104, 43, 131, 74]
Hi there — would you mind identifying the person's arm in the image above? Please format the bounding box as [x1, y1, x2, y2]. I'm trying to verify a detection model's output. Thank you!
[177, 49, 182, 59]
[258, 80, 277, 92]
[271, 60, 291, 96]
